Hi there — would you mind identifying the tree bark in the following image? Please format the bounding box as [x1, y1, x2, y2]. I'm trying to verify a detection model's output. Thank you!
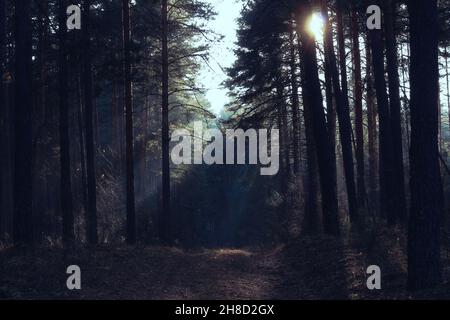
[385, 0, 407, 223]
[407, 0, 442, 290]
[368, 2, 396, 223]
[300, 47, 320, 233]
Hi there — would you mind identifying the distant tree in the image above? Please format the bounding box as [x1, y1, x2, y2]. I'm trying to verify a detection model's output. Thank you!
[0, 0, 6, 236]
[58, 0, 75, 245]
[13, 0, 33, 245]
[364, 33, 378, 210]
[82, 0, 98, 245]
[123, 0, 136, 245]
[288, 22, 301, 176]
[350, 3, 367, 210]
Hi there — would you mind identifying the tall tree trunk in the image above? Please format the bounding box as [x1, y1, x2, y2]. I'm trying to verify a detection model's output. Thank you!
[289, 22, 301, 176]
[123, 0, 136, 245]
[321, 13, 337, 188]
[323, 1, 358, 223]
[444, 45, 450, 142]
[365, 34, 378, 210]
[276, 80, 290, 229]
[82, 0, 98, 245]
[58, 0, 75, 245]
[300, 53, 320, 234]
[280, 91, 291, 178]
[13, 0, 33, 245]
[400, 41, 410, 150]
[368, 3, 396, 223]
[76, 69, 88, 224]
[0, 0, 6, 237]
[350, 7, 367, 210]
[385, 0, 407, 223]
[297, 2, 339, 236]
[407, 0, 442, 290]
[446, 46, 450, 133]
[161, 0, 171, 244]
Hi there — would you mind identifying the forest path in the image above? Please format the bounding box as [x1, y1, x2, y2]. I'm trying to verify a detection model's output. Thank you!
[1, 227, 449, 299]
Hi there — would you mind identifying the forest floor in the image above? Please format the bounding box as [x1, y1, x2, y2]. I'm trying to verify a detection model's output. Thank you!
[1, 226, 450, 299]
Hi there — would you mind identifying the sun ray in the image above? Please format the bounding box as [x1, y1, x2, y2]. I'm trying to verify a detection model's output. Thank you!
[307, 12, 325, 40]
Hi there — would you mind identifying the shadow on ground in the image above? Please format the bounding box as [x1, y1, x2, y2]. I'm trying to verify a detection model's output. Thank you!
[1, 226, 449, 299]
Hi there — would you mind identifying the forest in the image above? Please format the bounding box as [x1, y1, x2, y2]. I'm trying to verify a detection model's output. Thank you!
[1, 0, 450, 300]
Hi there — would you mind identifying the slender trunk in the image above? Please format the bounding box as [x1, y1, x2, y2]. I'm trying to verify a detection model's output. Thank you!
[289, 22, 301, 176]
[365, 34, 378, 211]
[323, 1, 358, 223]
[58, 0, 75, 245]
[13, 0, 34, 245]
[385, 0, 407, 223]
[277, 80, 289, 226]
[351, 7, 367, 210]
[400, 40, 410, 152]
[112, 80, 118, 153]
[76, 69, 88, 222]
[161, 0, 171, 244]
[446, 47, 450, 134]
[300, 52, 320, 233]
[281, 92, 291, 177]
[123, 0, 136, 244]
[297, 2, 339, 236]
[368, 3, 395, 223]
[407, 0, 442, 290]
[322, 14, 337, 185]
[82, 0, 98, 245]
[0, 0, 5, 236]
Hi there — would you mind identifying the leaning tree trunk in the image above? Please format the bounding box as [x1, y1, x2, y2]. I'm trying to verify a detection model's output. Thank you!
[407, 0, 442, 291]
[58, 0, 75, 245]
[82, 0, 98, 245]
[323, 0, 358, 223]
[123, 0, 136, 245]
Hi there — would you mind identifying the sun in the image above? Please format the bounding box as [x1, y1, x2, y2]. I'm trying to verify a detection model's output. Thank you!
[307, 12, 325, 40]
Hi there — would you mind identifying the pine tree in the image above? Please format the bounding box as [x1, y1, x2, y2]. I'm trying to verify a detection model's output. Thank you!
[407, 0, 442, 290]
